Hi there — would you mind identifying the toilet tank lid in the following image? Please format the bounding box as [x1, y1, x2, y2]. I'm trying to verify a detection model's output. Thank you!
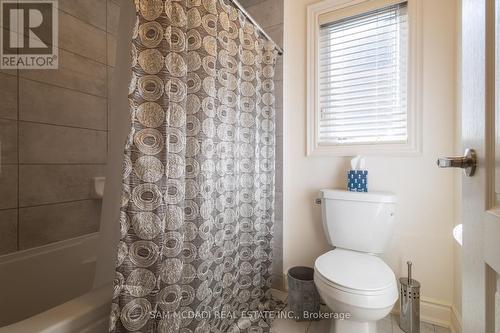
[320, 189, 397, 203]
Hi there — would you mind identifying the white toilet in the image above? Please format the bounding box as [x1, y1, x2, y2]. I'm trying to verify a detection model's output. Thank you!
[314, 189, 398, 333]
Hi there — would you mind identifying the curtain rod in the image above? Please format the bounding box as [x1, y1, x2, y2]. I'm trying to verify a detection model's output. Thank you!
[229, 0, 284, 55]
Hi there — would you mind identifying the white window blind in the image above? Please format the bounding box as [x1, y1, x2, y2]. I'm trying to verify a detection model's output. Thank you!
[318, 2, 408, 145]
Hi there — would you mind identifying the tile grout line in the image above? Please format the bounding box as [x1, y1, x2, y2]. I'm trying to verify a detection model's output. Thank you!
[12, 162, 105, 167]
[0, 71, 108, 100]
[57, 7, 115, 38]
[105, 0, 110, 160]
[1, 199, 100, 213]
[16, 53, 20, 252]
[17, 74, 108, 99]
[15, 32, 111, 67]
[3, 118, 108, 132]
[19, 198, 97, 210]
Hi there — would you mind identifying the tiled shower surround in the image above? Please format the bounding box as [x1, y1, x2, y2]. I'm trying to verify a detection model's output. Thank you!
[239, 0, 284, 290]
[0, 0, 120, 254]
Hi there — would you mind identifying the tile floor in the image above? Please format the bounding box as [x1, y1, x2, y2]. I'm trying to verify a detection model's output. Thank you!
[269, 290, 451, 333]
[270, 313, 451, 333]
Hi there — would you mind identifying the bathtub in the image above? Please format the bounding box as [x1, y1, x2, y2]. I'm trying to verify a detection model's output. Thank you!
[0, 233, 112, 333]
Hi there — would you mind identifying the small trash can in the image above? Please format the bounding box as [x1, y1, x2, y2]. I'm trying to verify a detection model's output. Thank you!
[287, 266, 320, 321]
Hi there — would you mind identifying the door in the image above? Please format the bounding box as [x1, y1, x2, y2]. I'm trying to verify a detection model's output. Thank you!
[460, 0, 500, 332]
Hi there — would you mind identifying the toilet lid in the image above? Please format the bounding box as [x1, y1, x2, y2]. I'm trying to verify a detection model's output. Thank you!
[315, 249, 395, 292]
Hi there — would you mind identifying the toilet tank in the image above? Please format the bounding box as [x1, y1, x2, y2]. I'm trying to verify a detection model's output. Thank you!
[319, 189, 397, 254]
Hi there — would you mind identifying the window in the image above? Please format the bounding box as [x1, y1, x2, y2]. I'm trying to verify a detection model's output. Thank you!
[319, 3, 408, 145]
[307, 0, 422, 156]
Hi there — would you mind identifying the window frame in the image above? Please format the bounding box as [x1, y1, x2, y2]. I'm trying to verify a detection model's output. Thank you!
[306, 0, 422, 156]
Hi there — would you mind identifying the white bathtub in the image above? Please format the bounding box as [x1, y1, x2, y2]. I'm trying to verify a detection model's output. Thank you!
[0, 233, 112, 333]
[0, 284, 111, 333]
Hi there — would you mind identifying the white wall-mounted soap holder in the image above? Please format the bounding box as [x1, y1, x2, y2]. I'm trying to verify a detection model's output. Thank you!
[91, 177, 106, 199]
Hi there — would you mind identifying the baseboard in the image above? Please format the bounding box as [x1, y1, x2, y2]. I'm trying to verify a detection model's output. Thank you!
[450, 305, 462, 333]
[272, 274, 286, 291]
[421, 297, 453, 328]
[391, 297, 460, 332]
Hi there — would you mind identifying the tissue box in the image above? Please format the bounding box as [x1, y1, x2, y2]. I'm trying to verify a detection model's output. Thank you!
[347, 170, 368, 192]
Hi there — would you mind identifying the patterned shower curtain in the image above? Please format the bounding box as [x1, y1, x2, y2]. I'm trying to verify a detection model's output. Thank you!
[109, 0, 278, 332]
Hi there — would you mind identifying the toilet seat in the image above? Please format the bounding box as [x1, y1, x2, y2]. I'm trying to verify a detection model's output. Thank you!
[314, 249, 398, 310]
[315, 249, 395, 292]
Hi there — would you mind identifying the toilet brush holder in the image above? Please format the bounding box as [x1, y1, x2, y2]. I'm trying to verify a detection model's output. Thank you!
[399, 261, 421, 333]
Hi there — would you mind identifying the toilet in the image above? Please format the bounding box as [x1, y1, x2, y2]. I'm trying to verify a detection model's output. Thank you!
[314, 189, 398, 333]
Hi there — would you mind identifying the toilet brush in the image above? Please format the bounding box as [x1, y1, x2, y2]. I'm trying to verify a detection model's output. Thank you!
[399, 261, 421, 333]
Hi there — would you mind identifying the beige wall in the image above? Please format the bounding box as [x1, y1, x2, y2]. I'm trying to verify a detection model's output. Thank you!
[283, 0, 459, 312]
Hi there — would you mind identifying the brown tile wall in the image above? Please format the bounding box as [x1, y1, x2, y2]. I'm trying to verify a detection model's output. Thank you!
[0, 0, 120, 254]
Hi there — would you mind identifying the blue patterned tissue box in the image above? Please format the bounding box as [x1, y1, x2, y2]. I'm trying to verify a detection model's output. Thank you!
[347, 170, 368, 192]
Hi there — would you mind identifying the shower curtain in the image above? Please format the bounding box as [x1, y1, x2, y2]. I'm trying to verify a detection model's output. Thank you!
[109, 0, 278, 332]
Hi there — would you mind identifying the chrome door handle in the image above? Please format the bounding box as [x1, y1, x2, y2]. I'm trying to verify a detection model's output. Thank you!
[436, 148, 477, 177]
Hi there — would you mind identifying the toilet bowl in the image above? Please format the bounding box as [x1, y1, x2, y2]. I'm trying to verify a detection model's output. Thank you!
[315, 189, 398, 333]
[314, 249, 398, 333]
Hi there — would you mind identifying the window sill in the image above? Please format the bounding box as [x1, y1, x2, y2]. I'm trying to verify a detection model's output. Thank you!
[307, 141, 422, 157]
